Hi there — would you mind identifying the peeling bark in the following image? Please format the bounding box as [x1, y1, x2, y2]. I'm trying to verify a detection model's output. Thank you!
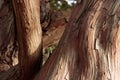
[0, 0, 120, 80]
[34, 0, 120, 80]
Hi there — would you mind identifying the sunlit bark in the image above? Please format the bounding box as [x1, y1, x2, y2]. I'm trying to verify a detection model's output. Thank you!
[12, 0, 42, 79]
[0, 0, 42, 80]
[34, 0, 120, 80]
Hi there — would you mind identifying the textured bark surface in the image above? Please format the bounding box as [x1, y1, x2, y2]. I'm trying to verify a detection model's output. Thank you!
[0, 0, 19, 80]
[1, 0, 120, 80]
[12, 0, 42, 80]
[34, 0, 120, 80]
[0, 0, 18, 72]
[0, 0, 42, 80]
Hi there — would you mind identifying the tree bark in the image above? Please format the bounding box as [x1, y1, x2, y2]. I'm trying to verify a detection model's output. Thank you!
[12, 0, 42, 80]
[0, 0, 18, 72]
[34, 0, 120, 80]
[1, 0, 120, 80]
[0, 0, 42, 80]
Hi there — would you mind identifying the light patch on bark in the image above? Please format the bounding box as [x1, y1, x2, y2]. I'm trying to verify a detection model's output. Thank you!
[50, 57, 70, 80]
[114, 24, 120, 80]
[95, 38, 100, 50]
[90, 1, 103, 28]
[27, 29, 42, 56]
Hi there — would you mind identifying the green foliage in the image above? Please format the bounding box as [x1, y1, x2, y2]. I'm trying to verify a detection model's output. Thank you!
[50, 0, 74, 11]
[45, 44, 56, 55]
[60, 1, 71, 10]
[50, 0, 60, 10]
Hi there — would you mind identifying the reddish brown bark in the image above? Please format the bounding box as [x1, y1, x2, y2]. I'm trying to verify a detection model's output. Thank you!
[0, 0, 42, 80]
[0, 0, 18, 72]
[0, 0, 120, 80]
[12, 0, 42, 80]
[34, 0, 120, 80]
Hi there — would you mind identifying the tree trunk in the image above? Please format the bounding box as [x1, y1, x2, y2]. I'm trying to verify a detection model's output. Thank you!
[12, 0, 42, 80]
[34, 0, 120, 80]
[0, 0, 42, 80]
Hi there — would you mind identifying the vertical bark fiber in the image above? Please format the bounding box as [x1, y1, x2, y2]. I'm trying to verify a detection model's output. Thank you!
[0, 0, 19, 80]
[12, 0, 42, 80]
[0, 0, 17, 70]
[34, 0, 120, 80]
